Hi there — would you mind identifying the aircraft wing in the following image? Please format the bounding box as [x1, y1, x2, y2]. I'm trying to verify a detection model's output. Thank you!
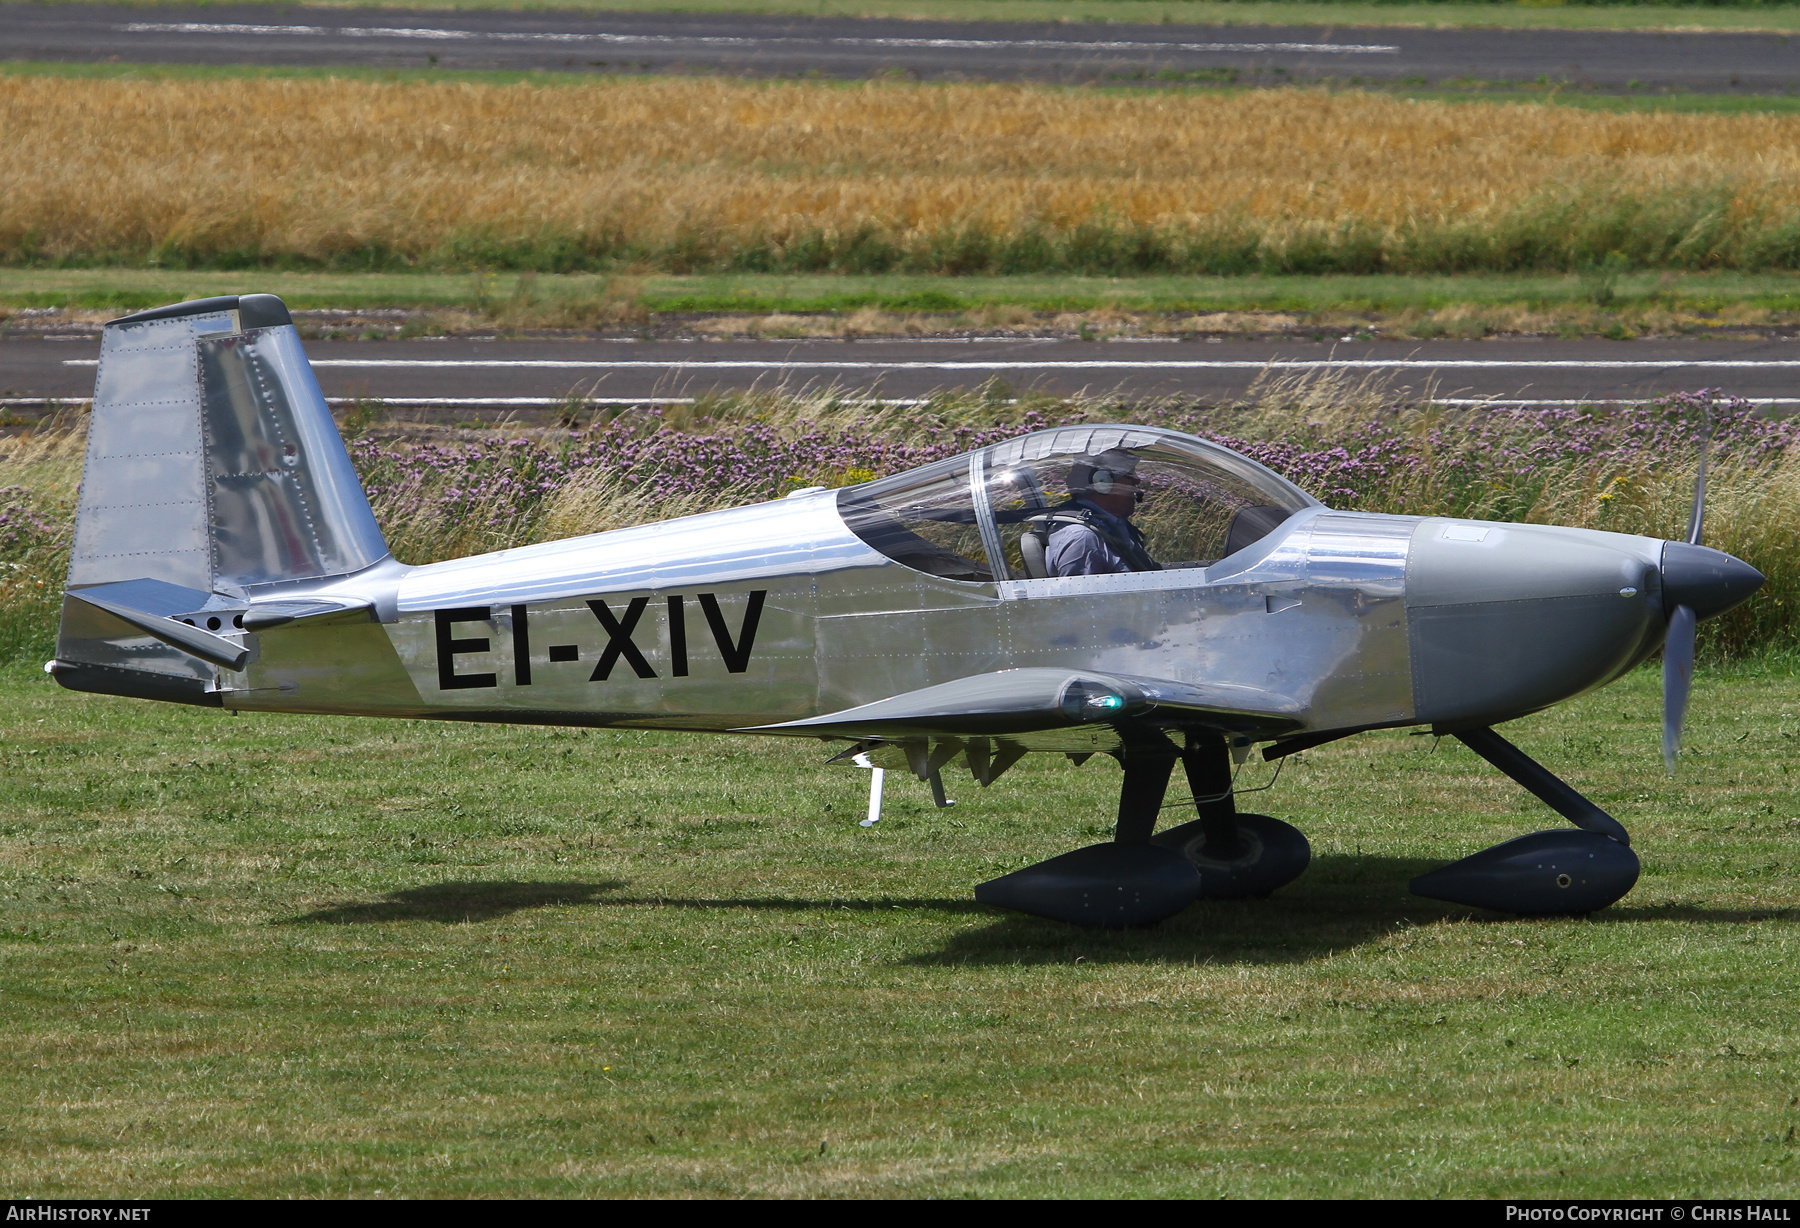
[740, 667, 1303, 745]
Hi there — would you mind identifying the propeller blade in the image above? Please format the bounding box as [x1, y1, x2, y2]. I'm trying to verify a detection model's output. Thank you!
[1663, 603, 1696, 771]
[1685, 403, 1713, 546]
[1667, 404, 1713, 769]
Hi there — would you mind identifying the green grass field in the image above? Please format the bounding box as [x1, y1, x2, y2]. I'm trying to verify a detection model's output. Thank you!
[34, 0, 1800, 33]
[7, 268, 1799, 337]
[3, 658, 1797, 1197]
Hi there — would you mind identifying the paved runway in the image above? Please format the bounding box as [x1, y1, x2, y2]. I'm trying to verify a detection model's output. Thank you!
[8, 335, 1800, 412]
[6, 3, 1798, 91]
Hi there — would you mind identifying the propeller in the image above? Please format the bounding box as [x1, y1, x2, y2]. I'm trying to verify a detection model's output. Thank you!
[1662, 405, 1711, 771]
[1662, 603, 1695, 770]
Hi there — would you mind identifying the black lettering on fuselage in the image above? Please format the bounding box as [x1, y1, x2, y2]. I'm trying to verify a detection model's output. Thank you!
[667, 595, 689, 677]
[510, 603, 531, 687]
[442, 590, 768, 688]
[587, 596, 657, 680]
[435, 607, 499, 690]
[699, 590, 766, 674]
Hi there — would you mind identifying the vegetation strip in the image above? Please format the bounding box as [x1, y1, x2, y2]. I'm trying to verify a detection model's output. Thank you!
[9, 75, 1800, 277]
[10, 61, 1800, 117]
[0, 385, 1791, 663]
[9, 268, 1800, 339]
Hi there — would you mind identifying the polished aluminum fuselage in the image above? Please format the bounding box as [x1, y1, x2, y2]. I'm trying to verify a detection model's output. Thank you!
[220, 492, 1667, 743]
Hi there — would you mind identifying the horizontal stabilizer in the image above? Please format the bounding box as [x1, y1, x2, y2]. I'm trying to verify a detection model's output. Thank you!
[67, 583, 248, 671]
[741, 667, 1302, 741]
[242, 597, 375, 631]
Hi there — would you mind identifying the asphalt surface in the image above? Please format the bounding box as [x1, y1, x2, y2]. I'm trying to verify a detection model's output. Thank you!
[5, 3, 1798, 91]
[8, 335, 1800, 412]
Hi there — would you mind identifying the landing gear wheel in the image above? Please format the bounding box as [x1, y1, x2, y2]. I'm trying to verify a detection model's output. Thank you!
[1152, 813, 1311, 899]
[1409, 829, 1640, 915]
[974, 842, 1202, 928]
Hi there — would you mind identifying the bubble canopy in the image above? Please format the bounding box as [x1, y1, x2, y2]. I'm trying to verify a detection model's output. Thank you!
[836, 425, 1321, 583]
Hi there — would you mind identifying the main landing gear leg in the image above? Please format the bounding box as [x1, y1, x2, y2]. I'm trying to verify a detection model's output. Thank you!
[1151, 732, 1312, 899]
[974, 734, 1204, 927]
[1409, 726, 1641, 915]
[1112, 734, 1178, 845]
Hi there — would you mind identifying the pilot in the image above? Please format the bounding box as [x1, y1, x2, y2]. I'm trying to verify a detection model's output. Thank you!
[1041, 449, 1162, 576]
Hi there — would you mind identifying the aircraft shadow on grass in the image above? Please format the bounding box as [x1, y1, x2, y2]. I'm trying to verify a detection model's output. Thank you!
[285, 878, 987, 926]
[283, 856, 1795, 958]
[917, 854, 1470, 966]
[287, 879, 631, 925]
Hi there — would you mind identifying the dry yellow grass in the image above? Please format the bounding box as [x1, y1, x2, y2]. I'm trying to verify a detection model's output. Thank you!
[5, 75, 1800, 272]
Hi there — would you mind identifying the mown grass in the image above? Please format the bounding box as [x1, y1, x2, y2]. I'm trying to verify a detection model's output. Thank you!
[34, 0, 1800, 33]
[8, 266, 1800, 336]
[8, 73, 1800, 277]
[2, 656, 1797, 1196]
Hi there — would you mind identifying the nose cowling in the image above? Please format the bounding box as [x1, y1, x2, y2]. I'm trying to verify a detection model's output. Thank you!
[1407, 521, 1664, 727]
[1661, 542, 1764, 622]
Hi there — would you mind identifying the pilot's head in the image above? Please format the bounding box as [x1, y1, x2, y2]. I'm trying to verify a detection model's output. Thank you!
[1068, 449, 1143, 517]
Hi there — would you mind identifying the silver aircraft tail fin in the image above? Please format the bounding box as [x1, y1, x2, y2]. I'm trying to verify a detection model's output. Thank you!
[54, 294, 390, 702]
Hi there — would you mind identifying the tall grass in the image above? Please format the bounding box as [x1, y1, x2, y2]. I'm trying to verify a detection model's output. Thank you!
[0, 387, 1791, 663]
[0, 429, 82, 666]
[7, 76, 1800, 275]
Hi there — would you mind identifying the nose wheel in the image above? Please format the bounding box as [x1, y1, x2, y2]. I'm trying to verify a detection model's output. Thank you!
[1409, 726, 1640, 916]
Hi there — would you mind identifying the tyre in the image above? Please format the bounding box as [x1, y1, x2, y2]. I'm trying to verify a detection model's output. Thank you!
[1151, 813, 1311, 899]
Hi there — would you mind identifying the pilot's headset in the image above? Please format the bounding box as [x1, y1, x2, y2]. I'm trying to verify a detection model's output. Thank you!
[1068, 449, 1145, 505]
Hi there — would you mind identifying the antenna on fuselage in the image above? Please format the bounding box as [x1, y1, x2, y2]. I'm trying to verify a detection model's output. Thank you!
[854, 752, 886, 827]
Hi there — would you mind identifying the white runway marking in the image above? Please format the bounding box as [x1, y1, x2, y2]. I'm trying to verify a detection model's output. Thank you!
[64, 357, 1800, 371]
[118, 22, 1401, 55]
[0, 395, 933, 407]
[13, 395, 1800, 408]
